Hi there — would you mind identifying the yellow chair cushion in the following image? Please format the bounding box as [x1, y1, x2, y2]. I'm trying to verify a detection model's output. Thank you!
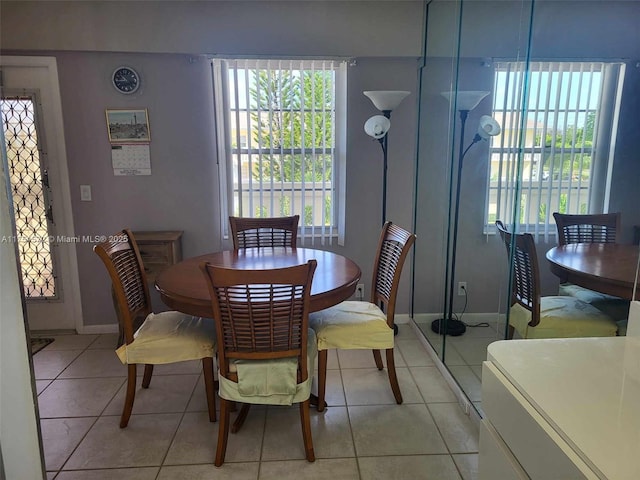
[219, 329, 317, 406]
[559, 283, 630, 321]
[510, 296, 618, 339]
[116, 312, 216, 365]
[309, 300, 394, 350]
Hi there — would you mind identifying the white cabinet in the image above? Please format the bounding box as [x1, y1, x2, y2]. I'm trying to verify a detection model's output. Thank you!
[479, 336, 640, 480]
[478, 420, 528, 480]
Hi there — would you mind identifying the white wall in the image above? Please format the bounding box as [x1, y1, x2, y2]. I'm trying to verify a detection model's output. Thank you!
[0, 1, 422, 328]
[0, 0, 424, 57]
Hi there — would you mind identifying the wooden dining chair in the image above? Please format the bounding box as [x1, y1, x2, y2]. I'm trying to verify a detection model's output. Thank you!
[553, 212, 621, 246]
[553, 212, 629, 325]
[496, 220, 617, 339]
[94, 229, 216, 428]
[229, 215, 299, 250]
[200, 260, 317, 466]
[309, 222, 416, 412]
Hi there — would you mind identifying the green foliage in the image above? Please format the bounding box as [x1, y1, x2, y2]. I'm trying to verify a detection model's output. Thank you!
[249, 69, 334, 183]
[533, 112, 595, 182]
[255, 205, 268, 218]
[252, 153, 331, 183]
[559, 194, 567, 214]
[280, 195, 291, 216]
[304, 205, 313, 226]
[324, 195, 332, 226]
[539, 203, 547, 222]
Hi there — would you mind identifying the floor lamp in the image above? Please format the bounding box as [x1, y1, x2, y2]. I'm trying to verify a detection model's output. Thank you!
[363, 90, 410, 226]
[432, 91, 501, 336]
[364, 90, 410, 335]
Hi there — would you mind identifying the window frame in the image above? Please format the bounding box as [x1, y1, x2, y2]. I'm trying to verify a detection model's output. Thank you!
[485, 60, 625, 240]
[212, 58, 347, 246]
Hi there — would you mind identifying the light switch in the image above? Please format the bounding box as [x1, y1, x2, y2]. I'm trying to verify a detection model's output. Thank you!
[80, 185, 92, 201]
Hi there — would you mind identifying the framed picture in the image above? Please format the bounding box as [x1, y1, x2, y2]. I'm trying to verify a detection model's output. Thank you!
[106, 108, 150, 143]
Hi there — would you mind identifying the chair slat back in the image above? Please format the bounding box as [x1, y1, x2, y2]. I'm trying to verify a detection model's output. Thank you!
[553, 212, 620, 246]
[229, 215, 299, 250]
[94, 229, 151, 344]
[496, 221, 541, 326]
[201, 260, 316, 380]
[371, 222, 416, 327]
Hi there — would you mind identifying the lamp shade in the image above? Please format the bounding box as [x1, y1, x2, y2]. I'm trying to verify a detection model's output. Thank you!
[441, 91, 490, 111]
[364, 115, 391, 139]
[477, 115, 501, 138]
[363, 91, 410, 112]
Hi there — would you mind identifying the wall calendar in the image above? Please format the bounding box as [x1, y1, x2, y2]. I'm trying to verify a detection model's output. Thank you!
[111, 144, 151, 176]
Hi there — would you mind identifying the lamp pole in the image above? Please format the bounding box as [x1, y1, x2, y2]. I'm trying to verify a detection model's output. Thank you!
[378, 109, 391, 226]
[443, 110, 483, 336]
[433, 91, 498, 337]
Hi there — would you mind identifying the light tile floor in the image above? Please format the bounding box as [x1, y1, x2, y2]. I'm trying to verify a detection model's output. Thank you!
[33, 325, 478, 479]
[416, 319, 509, 418]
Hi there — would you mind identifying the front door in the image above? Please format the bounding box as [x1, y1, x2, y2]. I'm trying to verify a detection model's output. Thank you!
[0, 56, 82, 331]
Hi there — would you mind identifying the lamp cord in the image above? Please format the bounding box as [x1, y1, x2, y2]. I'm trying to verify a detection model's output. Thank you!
[457, 287, 490, 328]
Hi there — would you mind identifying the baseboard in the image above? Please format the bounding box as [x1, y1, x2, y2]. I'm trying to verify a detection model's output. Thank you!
[77, 323, 119, 335]
[408, 318, 482, 429]
[412, 312, 506, 324]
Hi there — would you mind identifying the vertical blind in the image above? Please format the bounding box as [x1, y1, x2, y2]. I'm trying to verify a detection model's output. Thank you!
[486, 61, 624, 240]
[213, 58, 346, 246]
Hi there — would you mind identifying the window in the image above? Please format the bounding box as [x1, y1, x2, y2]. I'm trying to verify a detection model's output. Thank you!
[213, 59, 347, 245]
[486, 61, 625, 239]
[2, 95, 57, 298]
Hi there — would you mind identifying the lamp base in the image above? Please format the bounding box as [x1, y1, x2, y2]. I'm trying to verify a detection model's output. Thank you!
[431, 318, 466, 336]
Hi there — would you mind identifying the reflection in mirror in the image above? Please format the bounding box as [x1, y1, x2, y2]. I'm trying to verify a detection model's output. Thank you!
[413, 0, 640, 417]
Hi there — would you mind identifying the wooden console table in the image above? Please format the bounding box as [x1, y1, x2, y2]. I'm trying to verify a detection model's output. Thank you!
[132, 230, 183, 282]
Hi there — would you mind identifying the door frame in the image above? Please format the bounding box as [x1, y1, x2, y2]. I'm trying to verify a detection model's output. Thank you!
[1, 55, 84, 332]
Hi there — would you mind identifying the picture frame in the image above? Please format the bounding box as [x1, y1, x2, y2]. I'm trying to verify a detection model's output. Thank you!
[106, 108, 150, 143]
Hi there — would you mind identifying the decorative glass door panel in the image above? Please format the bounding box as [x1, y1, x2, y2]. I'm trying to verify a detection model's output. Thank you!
[2, 94, 58, 299]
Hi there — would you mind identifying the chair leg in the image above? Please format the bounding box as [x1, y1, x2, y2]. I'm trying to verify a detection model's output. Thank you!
[120, 364, 137, 428]
[316, 349, 328, 412]
[385, 348, 403, 404]
[231, 404, 251, 433]
[299, 399, 315, 462]
[372, 349, 383, 370]
[202, 357, 216, 422]
[141, 364, 154, 388]
[215, 398, 231, 467]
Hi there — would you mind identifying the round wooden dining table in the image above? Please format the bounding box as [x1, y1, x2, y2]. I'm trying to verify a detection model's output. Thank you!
[155, 247, 362, 317]
[546, 243, 640, 300]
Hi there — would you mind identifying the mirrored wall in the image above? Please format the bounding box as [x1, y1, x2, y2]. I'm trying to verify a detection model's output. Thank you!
[412, 0, 640, 416]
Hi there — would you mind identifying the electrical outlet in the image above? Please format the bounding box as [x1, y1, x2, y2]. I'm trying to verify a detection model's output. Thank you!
[457, 282, 467, 296]
[356, 283, 365, 301]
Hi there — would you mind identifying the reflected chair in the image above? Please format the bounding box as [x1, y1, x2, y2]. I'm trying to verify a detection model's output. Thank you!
[553, 212, 621, 245]
[94, 229, 216, 428]
[553, 212, 629, 326]
[201, 260, 317, 466]
[309, 222, 416, 412]
[229, 215, 299, 250]
[496, 220, 617, 339]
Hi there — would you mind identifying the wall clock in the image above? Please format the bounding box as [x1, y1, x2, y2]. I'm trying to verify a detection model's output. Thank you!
[112, 66, 140, 94]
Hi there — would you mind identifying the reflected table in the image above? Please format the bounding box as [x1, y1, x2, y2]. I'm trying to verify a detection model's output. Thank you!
[546, 243, 640, 300]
